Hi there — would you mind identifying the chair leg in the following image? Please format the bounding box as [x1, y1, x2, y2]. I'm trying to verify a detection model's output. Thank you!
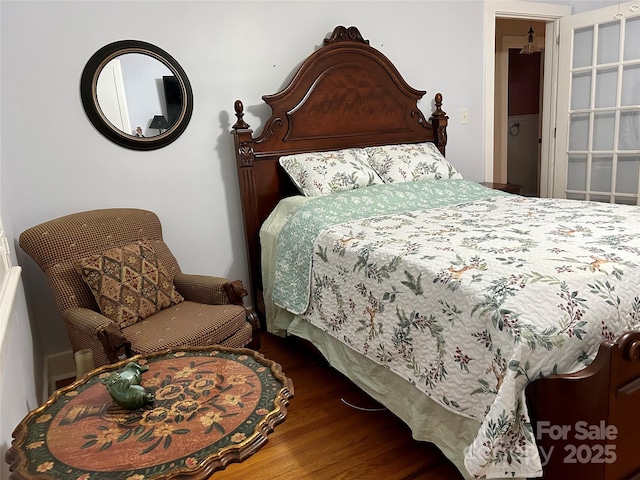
[245, 308, 261, 350]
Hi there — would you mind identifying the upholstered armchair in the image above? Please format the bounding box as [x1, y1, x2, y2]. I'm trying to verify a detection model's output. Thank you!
[19, 208, 259, 367]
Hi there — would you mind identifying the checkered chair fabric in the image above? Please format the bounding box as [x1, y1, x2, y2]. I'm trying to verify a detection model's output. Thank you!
[19, 208, 256, 367]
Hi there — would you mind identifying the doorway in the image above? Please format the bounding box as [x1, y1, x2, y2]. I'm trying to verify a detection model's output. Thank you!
[486, 1, 639, 200]
[495, 19, 546, 196]
[484, 1, 572, 197]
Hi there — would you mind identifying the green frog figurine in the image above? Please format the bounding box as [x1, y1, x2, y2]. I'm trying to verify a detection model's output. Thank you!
[101, 361, 153, 409]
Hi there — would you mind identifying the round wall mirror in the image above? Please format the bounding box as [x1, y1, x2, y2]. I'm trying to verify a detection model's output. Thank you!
[80, 40, 193, 150]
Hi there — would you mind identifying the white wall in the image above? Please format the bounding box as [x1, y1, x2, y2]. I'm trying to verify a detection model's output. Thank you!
[0, 0, 486, 360]
[520, 0, 621, 13]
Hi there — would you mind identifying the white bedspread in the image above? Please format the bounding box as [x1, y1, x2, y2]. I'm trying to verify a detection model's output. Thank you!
[267, 180, 640, 478]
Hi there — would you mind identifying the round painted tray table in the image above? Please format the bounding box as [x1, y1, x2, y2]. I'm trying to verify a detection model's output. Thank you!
[5, 346, 293, 479]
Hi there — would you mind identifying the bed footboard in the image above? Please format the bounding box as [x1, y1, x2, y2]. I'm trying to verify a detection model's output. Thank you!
[526, 331, 640, 479]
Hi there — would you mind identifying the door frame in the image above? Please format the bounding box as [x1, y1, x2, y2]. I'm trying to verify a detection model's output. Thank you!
[484, 1, 571, 196]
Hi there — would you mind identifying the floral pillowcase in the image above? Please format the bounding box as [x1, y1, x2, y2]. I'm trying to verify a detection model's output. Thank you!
[364, 142, 463, 183]
[279, 148, 383, 196]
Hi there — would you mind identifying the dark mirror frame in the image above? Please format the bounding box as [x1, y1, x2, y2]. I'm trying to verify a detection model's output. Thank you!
[80, 40, 193, 151]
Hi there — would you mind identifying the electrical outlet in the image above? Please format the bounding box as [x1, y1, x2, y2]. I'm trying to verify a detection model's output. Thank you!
[461, 109, 469, 125]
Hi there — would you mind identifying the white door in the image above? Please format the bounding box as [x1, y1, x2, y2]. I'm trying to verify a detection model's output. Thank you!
[96, 58, 133, 135]
[553, 1, 640, 203]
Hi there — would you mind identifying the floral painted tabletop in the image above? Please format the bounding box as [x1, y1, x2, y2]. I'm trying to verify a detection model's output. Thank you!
[5, 347, 293, 479]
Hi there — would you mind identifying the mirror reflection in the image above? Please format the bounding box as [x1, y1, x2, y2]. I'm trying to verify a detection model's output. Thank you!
[97, 53, 179, 138]
[80, 40, 193, 150]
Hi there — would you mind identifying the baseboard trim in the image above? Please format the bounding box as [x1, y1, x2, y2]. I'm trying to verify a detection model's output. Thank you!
[44, 349, 75, 398]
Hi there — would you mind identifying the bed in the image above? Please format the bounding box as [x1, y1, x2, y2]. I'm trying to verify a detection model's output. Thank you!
[230, 26, 640, 479]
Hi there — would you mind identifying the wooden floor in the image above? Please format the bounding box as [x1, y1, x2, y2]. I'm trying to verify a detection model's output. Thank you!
[212, 333, 464, 479]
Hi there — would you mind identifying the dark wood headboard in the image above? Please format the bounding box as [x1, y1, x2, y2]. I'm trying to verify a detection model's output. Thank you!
[230, 26, 449, 321]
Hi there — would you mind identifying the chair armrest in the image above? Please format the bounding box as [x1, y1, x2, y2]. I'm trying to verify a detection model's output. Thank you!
[173, 273, 240, 305]
[62, 307, 114, 335]
[62, 307, 132, 363]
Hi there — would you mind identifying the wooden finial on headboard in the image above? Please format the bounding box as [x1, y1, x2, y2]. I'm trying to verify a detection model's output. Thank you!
[432, 93, 446, 118]
[232, 100, 250, 130]
[324, 26, 369, 45]
[429, 93, 448, 154]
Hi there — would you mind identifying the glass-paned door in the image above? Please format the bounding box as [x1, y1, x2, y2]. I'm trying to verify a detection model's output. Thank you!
[554, 2, 640, 203]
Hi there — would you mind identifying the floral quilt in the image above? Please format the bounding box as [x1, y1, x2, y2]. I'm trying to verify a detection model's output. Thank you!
[272, 179, 640, 478]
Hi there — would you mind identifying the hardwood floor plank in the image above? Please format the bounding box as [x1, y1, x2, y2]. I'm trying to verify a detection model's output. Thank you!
[211, 333, 464, 479]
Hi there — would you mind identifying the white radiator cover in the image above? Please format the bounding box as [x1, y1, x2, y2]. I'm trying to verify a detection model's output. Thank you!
[0, 220, 37, 480]
[0, 227, 21, 359]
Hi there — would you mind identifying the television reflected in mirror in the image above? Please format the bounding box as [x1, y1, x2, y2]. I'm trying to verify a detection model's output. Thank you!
[163, 75, 182, 129]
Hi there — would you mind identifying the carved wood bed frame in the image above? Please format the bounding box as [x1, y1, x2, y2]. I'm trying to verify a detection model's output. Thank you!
[231, 26, 640, 479]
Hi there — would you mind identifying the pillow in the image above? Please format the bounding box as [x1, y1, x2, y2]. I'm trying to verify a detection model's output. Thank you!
[364, 142, 463, 183]
[75, 240, 184, 328]
[279, 148, 383, 196]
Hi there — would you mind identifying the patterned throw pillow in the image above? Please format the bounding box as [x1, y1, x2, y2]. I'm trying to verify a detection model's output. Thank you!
[364, 142, 463, 183]
[75, 240, 184, 328]
[279, 148, 383, 196]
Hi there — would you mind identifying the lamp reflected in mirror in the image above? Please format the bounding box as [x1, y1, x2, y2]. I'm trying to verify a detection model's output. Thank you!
[149, 115, 169, 134]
